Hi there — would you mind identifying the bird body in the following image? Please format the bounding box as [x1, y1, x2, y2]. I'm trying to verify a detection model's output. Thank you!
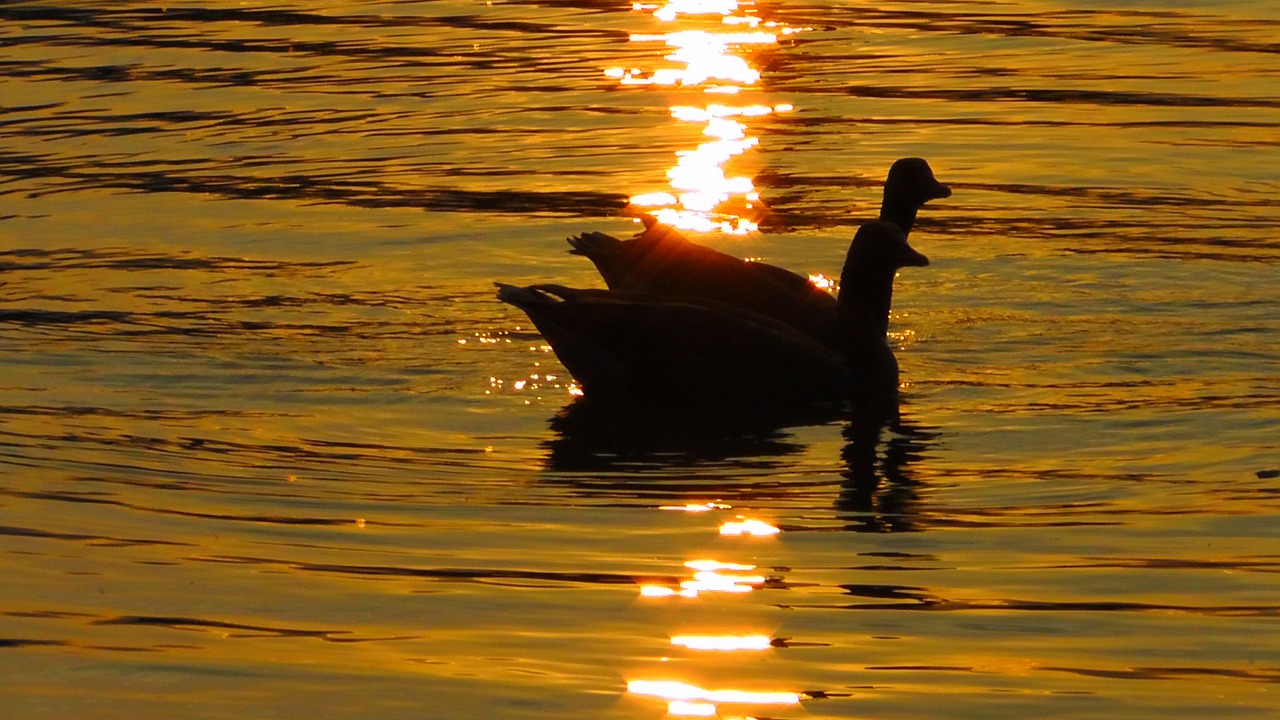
[497, 284, 852, 403]
[500, 220, 929, 405]
[568, 220, 836, 332]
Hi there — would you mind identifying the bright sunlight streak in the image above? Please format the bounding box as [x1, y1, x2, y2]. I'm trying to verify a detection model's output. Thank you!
[605, 0, 805, 235]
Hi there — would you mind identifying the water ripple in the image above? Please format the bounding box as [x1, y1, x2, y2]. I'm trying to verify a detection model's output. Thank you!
[3, 2, 1278, 717]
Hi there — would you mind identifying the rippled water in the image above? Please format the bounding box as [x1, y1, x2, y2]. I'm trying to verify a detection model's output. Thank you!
[2, 1, 1278, 718]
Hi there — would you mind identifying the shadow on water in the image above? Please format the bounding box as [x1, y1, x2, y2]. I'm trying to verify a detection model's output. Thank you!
[541, 394, 940, 527]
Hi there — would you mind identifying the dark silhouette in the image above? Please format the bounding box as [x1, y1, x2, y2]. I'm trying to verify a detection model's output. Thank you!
[563, 158, 949, 341]
[500, 159, 950, 513]
[498, 220, 927, 404]
[877, 157, 953, 236]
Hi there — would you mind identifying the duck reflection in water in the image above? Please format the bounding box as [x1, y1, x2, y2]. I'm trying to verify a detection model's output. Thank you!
[540, 391, 937, 530]
[837, 401, 940, 533]
[541, 393, 846, 471]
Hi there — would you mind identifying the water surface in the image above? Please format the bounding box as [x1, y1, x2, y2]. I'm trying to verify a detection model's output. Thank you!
[2, 1, 1278, 718]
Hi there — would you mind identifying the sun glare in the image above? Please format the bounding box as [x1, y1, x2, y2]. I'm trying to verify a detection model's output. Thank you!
[638, 558, 768, 598]
[719, 518, 780, 536]
[629, 679, 800, 705]
[671, 634, 773, 651]
[659, 501, 733, 512]
[605, 0, 804, 235]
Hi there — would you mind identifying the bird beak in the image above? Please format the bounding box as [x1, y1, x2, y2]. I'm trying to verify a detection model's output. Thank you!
[930, 181, 952, 200]
[902, 245, 930, 267]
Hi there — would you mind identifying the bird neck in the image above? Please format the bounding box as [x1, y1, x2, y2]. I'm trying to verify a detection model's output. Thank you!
[837, 263, 897, 338]
[879, 195, 917, 236]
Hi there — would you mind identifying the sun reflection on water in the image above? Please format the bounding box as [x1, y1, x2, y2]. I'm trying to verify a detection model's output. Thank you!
[719, 518, 780, 536]
[631, 467, 795, 714]
[659, 501, 733, 512]
[628, 679, 803, 717]
[808, 272, 837, 292]
[639, 559, 767, 598]
[607, 0, 804, 235]
[670, 634, 773, 651]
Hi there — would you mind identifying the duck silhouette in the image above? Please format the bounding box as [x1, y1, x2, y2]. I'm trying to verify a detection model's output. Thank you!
[498, 220, 928, 405]
[564, 158, 949, 331]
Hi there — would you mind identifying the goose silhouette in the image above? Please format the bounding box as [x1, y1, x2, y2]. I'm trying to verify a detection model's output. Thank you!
[498, 220, 928, 404]
[564, 158, 949, 334]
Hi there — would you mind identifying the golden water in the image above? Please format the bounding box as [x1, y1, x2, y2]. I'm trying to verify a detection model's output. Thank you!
[2, 1, 1278, 718]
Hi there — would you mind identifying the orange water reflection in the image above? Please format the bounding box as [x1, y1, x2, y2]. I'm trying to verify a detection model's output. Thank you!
[607, 1, 803, 234]
[670, 634, 772, 651]
[659, 501, 733, 512]
[719, 517, 779, 536]
[632, 436, 795, 715]
[639, 559, 766, 598]
[628, 679, 802, 717]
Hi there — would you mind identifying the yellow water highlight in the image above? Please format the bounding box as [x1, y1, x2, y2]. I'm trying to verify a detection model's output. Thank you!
[667, 700, 717, 717]
[638, 559, 766, 598]
[628, 679, 802, 712]
[808, 272, 837, 292]
[685, 559, 756, 572]
[671, 634, 773, 651]
[718, 518, 780, 536]
[659, 501, 733, 512]
[639, 585, 689, 598]
[478, 331, 582, 399]
[606, 0, 804, 234]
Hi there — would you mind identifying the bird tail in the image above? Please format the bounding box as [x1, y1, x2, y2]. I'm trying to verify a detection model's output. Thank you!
[566, 231, 621, 257]
[497, 283, 588, 308]
[496, 282, 547, 309]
